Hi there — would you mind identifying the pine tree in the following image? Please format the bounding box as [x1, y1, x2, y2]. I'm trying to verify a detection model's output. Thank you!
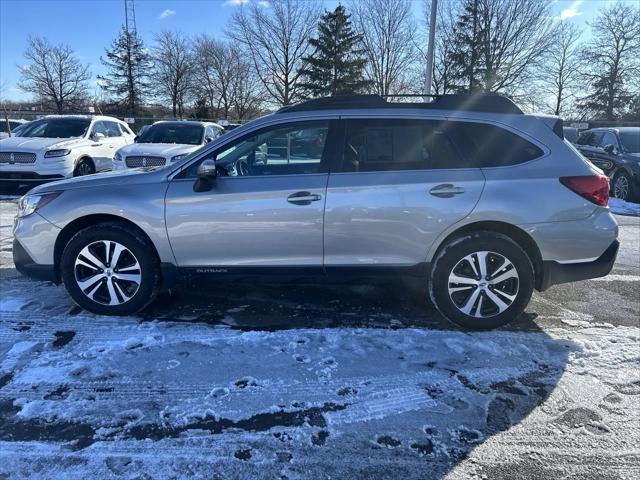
[99, 26, 152, 116]
[299, 5, 370, 97]
[447, 0, 485, 93]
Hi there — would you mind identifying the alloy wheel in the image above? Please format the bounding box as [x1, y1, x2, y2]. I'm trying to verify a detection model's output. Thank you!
[447, 251, 519, 318]
[614, 175, 629, 200]
[76, 162, 93, 176]
[74, 240, 141, 305]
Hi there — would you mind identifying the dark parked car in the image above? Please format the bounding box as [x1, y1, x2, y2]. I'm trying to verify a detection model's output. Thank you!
[576, 127, 640, 202]
[563, 126, 579, 144]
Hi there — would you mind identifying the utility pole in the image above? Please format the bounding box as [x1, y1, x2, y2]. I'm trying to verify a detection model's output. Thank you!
[425, 0, 438, 96]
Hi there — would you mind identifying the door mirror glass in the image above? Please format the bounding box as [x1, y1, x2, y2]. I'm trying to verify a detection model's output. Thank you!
[194, 159, 217, 192]
[603, 144, 616, 154]
[197, 159, 217, 179]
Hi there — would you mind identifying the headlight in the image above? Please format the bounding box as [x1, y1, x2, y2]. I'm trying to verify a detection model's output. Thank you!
[171, 154, 187, 162]
[114, 152, 123, 162]
[44, 149, 71, 158]
[17, 192, 61, 218]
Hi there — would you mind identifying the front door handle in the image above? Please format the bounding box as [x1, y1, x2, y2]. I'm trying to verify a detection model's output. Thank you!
[429, 184, 466, 198]
[287, 191, 322, 205]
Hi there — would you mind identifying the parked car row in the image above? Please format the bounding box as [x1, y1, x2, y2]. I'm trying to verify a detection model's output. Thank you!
[0, 116, 225, 185]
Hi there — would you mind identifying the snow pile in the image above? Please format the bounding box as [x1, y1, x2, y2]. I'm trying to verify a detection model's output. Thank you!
[609, 197, 640, 216]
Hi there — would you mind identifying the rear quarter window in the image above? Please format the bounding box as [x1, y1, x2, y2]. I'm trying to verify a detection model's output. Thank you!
[452, 122, 544, 168]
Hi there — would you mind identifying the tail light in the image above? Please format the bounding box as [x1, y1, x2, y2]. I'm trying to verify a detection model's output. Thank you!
[559, 175, 609, 206]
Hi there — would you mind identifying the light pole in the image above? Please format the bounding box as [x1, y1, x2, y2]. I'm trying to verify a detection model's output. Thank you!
[425, 0, 438, 96]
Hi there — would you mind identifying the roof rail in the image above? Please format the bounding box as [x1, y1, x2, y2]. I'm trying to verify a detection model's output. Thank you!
[276, 94, 523, 115]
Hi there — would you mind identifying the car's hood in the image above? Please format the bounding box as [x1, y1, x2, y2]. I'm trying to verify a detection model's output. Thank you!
[0, 136, 86, 151]
[117, 142, 199, 158]
[29, 168, 165, 194]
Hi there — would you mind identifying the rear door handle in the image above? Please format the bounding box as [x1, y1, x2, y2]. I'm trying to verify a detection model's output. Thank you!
[429, 184, 466, 198]
[287, 191, 322, 205]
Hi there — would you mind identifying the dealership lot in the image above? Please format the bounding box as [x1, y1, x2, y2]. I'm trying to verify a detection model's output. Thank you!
[0, 197, 638, 479]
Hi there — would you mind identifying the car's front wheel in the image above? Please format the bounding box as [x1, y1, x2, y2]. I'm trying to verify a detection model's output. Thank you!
[74, 159, 95, 177]
[60, 223, 160, 315]
[429, 232, 534, 330]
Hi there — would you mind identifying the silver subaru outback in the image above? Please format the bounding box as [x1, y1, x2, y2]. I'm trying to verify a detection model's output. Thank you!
[12, 95, 619, 329]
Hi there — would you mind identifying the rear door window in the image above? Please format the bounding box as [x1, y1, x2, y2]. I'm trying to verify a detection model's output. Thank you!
[339, 119, 467, 172]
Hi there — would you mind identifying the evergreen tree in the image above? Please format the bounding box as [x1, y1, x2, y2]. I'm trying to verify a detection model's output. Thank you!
[299, 5, 370, 97]
[99, 26, 152, 116]
[447, 0, 484, 93]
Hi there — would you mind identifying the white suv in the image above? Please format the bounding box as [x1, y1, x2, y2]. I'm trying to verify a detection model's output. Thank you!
[113, 120, 224, 170]
[0, 115, 134, 184]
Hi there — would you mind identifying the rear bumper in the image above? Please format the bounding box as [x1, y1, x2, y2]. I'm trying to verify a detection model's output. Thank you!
[13, 239, 57, 283]
[538, 240, 619, 291]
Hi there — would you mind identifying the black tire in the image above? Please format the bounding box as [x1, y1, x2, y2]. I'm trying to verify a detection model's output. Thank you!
[60, 222, 160, 315]
[74, 158, 95, 177]
[612, 170, 636, 202]
[428, 232, 534, 330]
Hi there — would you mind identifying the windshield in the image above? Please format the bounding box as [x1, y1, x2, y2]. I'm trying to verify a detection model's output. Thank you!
[619, 131, 640, 153]
[0, 121, 23, 133]
[137, 123, 204, 145]
[19, 118, 91, 138]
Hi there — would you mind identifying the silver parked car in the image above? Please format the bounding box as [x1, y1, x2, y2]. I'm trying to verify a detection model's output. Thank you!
[12, 95, 618, 329]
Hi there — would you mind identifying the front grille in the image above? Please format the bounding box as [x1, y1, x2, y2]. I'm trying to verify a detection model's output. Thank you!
[125, 156, 166, 168]
[0, 152, 37, 164]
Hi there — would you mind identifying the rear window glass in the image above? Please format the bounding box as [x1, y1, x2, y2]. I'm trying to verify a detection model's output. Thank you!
[453, 122, 544, 167]
[341, 119, 466, 172]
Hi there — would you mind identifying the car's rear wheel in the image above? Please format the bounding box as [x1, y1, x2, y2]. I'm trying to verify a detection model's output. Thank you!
[429, 232, 534, 330]
[612, 171, 634, 202]
[60, 223, 160, 315]
[74, 159, 95, 177]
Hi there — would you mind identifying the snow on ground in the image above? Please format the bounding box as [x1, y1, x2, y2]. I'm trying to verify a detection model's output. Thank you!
[0, 199, 639, 479]
[609, 198, 640, 217]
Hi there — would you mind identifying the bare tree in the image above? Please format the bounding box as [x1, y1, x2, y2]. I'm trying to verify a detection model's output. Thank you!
[193, 36, 239, 119]
[540, 21, 582, 116]
[226, 0, 321, 106]
[152, 30, 195, 118]
[349, 0, 418, 96]
[192, 35, 220, 116]
[230, 57, 266, 120]
[18, 36, 90, 113]
[579, 1, 640, 120]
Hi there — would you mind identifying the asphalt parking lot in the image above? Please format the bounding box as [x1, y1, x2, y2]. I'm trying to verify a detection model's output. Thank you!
[0, 196, 638, 479]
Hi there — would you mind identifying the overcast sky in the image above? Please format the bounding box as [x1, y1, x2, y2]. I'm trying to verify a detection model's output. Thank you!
[0, 0, 634, 102]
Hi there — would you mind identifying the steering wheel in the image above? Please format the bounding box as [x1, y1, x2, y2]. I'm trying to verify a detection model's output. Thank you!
[238, 160, 250, 176]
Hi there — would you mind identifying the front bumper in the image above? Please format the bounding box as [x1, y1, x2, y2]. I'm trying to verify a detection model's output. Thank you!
[538, 240, 619, 291]
[0, 155, 75, 182]
[13, 239, 57, 283]
[0, 171, 66, 183]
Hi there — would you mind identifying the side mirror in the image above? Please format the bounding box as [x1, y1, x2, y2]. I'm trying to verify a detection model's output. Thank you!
[92, 132, 106, 142]
[205, 136, 214, 143]
[134, 135, 139, 142]
[603, 144, 616, 154]
[194, 159, 217, 192]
